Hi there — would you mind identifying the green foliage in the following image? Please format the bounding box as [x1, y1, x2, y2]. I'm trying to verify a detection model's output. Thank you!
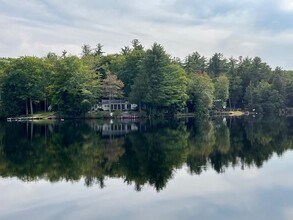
[214, 75, 229, 109]
[274, 69, 293, 107]
[0, 42, 292, 117]
[118, 49, 145, 97]
[184, 52, 206, 75]
[48, 56, 100, 116]
[130, 43, 188, 114]
[163, 64, 188, 109]
[1, 57, 45, 116]
[81, 44, 92, 57]
[239, 57, 272, 89]
[81, 43, 104, 57]
[207, 53, 228, 77]
[139, 43, 171, 108]
[285, 72, 293, 107]
[244, 81, 285, 112]
[187, 73, 215, 114]
[131, 39, 144, 50]
[81, 99, 92, 114]
[226, 58, 242, 109]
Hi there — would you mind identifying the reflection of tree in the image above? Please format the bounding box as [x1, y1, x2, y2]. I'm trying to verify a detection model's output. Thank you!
[114, 125, 189, 191]
[0, 121, 190, 191]
[0, 116, 291, 191]
[1, 121, 105, 182]
[208, 116, 293, 172]
[240, 116, 292, 167]
[214, 121, 231, 154]
[187, 119, 215, 174]
[209, 119, 231, 173]
[101, 138, 125, 169]
[186, 116, 293, 174]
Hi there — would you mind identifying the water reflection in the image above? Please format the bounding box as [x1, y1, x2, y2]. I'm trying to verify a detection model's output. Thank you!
[0, 116, 292, 191]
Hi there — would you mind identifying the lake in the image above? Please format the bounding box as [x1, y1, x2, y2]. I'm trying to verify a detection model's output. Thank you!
[0, 116, 292, 220]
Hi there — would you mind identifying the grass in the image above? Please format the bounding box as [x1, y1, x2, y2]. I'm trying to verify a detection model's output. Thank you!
[32, 112, 56, 118]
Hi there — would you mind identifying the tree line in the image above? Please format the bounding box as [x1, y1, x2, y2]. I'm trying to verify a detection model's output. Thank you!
[0, 39, 292, 117]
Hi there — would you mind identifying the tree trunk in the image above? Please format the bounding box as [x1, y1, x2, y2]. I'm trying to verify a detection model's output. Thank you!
[149, 107, 152, 119]
[26, 99, 28, 116]
[30, 98, 33, 116]
[44, 98, 47, 112]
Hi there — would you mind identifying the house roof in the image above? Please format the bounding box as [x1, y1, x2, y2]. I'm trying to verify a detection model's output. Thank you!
[101, 99, 128, 104]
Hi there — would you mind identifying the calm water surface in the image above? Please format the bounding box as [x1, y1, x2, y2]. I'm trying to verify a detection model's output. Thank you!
[0, 116, 292, 220]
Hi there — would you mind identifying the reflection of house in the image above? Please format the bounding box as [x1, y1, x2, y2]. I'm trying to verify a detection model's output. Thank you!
[93, 123, 138, 137]
[92, 99, 137, 111]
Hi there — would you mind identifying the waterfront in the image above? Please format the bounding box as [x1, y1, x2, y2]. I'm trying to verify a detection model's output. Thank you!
[0, 116, 292, 220]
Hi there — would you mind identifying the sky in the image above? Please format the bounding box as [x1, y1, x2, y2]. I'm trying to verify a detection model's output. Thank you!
[1, 0, 293, 69]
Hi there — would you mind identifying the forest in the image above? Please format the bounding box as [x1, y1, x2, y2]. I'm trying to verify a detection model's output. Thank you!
[0, 39, 292, 117]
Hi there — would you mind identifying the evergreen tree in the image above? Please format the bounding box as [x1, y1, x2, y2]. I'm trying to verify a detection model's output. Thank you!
[131, 43, 188, 114]
[184, 52, 206, 75]
[207, 53, 228, 77]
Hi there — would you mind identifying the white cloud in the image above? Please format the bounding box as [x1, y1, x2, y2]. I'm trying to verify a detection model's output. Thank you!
[280, 0, 293, 11]
[0, 0, 293, 68]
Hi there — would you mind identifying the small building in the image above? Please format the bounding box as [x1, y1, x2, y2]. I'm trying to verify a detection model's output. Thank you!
[92, 99, 137, 111]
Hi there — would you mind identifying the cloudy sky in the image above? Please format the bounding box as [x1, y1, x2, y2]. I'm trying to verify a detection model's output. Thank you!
[1, 0, 293, 69]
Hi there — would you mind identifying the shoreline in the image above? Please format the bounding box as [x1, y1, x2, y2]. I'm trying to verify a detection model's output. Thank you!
[5, 110, 248, 122]
[6, 109, 293, 122]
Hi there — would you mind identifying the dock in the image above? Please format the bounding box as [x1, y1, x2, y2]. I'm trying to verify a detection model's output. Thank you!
[7, 116, 57, 122]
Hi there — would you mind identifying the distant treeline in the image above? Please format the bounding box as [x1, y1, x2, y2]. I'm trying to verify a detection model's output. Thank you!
[0, 39, 292, 117]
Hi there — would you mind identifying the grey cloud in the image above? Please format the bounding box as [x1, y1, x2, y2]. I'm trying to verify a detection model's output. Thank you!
[1, 0, 293, 68]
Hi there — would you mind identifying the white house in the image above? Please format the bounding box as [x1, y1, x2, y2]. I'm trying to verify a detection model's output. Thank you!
[92, 99, 137, 111]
